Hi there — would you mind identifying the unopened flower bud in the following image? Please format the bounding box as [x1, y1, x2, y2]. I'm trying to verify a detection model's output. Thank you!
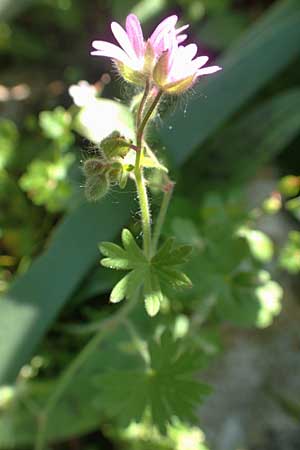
[85, 174, 110, 202]
[101, 131, 132, 159]
[83, 158, 105, 177]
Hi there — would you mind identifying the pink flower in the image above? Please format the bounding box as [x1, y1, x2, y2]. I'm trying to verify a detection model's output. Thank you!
[91, 14, 222, 94]
[153, 32, 222, 94]
[91, 14, 189, 84]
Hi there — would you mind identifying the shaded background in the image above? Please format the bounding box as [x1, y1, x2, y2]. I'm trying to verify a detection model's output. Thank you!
[1, 0, 300, 449]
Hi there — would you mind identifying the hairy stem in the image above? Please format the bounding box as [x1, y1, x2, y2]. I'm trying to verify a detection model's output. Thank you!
[135, 89, 163, 259]
[136, 80, 150, 131]
[34, 292, 139, 450]
[134, 166, 151, 258]
[152, 180, 174, 253]
[136, 90, 163, 150]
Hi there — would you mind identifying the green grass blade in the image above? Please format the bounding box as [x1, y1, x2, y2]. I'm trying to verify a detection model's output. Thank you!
[0, 197, 133, 384]
[161, 0, 300, 165]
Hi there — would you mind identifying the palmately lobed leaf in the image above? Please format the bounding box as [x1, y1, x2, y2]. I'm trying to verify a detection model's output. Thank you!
[100, 231, 192, 316]
[121, 229, 147, 263]
[158, 267, 192, 290]
[100, 242, 134, 270]
[110, 268, 146, 303]
[143, 271, 164, 317]
[152, 238, 192, 267]
[96, 331, 210, 432]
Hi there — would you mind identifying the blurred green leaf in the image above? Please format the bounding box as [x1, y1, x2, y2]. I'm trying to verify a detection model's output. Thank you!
[0, 0, 33, 21]
[279, 231, 300, 274]
[187, 235, 282, 328]
[0, 324, 143, 447]
[162, 0, 300, 166]
[0, 380, 104, 447]
[279, 175, 300, 197]
[0, 119, 18, 170]
[194, 89, 300, 184]
[97, 331, 210, 432]
[19, 155, 74, 212]
[238, 229, 274, 263]
[75, 99, 135, 144]
[199, 12, 249, 49]
[132, 0, 167, 23]
[286, 196, 300, 221]
[39, 107, 73, 144]
[170, 194, 282, 328]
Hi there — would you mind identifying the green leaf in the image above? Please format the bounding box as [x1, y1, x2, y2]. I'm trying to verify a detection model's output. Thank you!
[144, 271, 163, 317]
[239, 228, 274, 263]
[279, 175, 300, 197]
[121, 228, 146, 263]
[279, 231, 300, 274]
[161, 0, 300, 165]
[170, 195, 282, 328]
[0, 380, 105, 447]
[286, 196, 300, 221]
[254, 279, 283, 328]
[159, 267, 192, 290]
[0, 119, 18, 170]
[19, 155, 74, 212]
[110, 268, 145, 304]
[142, 156, 168, 172]
[101, 232, 191, 316]
[97, 331, 210, 432]
[110, 273, 130, 303]
[152, 237, 175, 262]
[100, 242, 133, 270]
[152, 238, 192, 267]
[100, 230, 146, 271]
[100, 241, 127, 259]
[39, 107, 72, 141]
[0, 325, 142, 447]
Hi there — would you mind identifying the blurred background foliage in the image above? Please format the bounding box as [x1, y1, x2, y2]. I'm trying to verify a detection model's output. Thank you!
[0, 0, 300, 449]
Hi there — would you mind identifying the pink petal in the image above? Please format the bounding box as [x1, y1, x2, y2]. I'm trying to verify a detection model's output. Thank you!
[91, 40, 131, 66]
[111, 21, 137, 60]
[167, 31, 178, 73]
[191, 55, 209, 70]
[126, 14, 144, 58]
[176, 24, 189, 35]
[176, 34, 188, 44]
[197, 65, 222, 76]
[183, 43, 198, 60]
[150, 15, 178, 49]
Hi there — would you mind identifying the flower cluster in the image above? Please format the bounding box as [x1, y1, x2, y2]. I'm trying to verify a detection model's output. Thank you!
[91, 14, 221, 94]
